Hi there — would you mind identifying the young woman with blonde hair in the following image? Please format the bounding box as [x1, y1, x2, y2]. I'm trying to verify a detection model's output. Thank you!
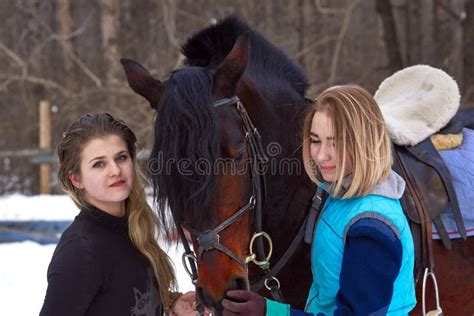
[222, 85, 416, 315]
[40, 113, 195, 316]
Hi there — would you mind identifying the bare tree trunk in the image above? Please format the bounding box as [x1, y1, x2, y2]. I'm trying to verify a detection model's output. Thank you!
[327, 0, 359, 85]
[99, 0, 121, 85]
[295, 0, 305, 68]
[161, 0, 180, 49]
[264, 0, 274, 38]
[405, 0, 435, 64]
[463, 0, 474, 107]
[434, 0, 464, 91]
[376, 0, 404, 72]
[56, 0, 75, 72]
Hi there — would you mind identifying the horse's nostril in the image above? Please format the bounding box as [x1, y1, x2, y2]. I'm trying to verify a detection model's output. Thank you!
[227, 276, 248, 293]
[195, 277, 249, 313]
[234, 276, 247, 291]
[196, 286, 221, 312]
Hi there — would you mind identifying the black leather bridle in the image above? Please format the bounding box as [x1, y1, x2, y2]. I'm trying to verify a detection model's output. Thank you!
[172, 96, 327, 305]
[175, 95, 271, 274]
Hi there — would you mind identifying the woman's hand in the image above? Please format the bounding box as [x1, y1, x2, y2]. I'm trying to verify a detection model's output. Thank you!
[172, 291, 196, 315]
[172, 291, 211, 316]
[222, 290, 266, 316]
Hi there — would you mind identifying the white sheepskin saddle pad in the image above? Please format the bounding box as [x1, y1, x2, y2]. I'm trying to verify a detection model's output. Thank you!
[374, 65, 460, 146]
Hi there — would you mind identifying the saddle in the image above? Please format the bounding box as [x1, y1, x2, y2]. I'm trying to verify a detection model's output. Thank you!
[392, 108, 474, 281]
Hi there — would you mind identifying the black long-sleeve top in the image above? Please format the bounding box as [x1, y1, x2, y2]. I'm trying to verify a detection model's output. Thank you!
[40, 206, 162, 316]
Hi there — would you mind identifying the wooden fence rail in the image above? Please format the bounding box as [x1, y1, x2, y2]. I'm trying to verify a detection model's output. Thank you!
[39, 100, 51, 194]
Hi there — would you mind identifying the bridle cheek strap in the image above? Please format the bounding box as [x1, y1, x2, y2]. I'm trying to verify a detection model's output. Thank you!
[177, 95, 270, 290]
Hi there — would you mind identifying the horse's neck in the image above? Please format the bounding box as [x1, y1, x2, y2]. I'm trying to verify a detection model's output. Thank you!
[266, 172, 313, 221]
[238, 76, 307, 128]
[259, 154, 314, 271]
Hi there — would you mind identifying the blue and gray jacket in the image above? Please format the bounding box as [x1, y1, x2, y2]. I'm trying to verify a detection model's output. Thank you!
[266, 171, 416, 315]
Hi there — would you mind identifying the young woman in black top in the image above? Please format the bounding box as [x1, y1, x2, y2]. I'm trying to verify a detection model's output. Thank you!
[40, 113, 195, 316]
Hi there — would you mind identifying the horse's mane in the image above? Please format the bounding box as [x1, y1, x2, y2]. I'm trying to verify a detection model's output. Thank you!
[181, 15, 309, 103]
[151, 67, 221, 232]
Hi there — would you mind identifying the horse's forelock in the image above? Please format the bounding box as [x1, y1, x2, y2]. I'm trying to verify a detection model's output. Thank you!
[149, 67, 221, 232]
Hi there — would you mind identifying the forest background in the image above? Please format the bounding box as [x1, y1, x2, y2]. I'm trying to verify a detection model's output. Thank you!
[0, 0, 473, 194]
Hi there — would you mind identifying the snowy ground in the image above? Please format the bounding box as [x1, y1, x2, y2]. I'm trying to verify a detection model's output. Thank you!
[0, 194, 193, 316]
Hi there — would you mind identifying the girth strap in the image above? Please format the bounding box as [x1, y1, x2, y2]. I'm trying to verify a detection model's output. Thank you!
[432, 216, 452, 249]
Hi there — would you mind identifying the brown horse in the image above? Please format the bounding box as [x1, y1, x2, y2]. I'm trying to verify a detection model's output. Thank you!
[122, 16, 315, 314]
[122, 16, 474, 315]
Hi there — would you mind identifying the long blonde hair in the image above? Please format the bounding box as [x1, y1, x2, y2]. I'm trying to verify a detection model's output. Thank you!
[303, 85, 393, 198]
[56, 113, 176, 305]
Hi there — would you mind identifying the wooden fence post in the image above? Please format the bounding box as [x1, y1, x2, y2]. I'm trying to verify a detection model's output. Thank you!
[39, 100, 51, 194]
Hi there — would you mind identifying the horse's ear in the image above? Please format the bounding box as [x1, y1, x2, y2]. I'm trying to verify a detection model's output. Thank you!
[213, 33, 250, 97]
[120, 58, 164, 109]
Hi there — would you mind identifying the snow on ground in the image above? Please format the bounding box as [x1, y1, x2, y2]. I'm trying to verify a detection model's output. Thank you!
[0, 194, 193, 316]
[0, 194, 78, 220]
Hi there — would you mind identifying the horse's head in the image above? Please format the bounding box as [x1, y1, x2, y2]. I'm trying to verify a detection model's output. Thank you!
[122, 16, 312, 313]
[122, 34, 266, 312]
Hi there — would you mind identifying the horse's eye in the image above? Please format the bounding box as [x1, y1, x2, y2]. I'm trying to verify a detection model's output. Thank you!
[233, 152, 244, 162]
[233, 145, 246, 162]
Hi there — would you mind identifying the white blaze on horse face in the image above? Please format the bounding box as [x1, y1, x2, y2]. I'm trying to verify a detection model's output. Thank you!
[309, 111, 352, 182]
